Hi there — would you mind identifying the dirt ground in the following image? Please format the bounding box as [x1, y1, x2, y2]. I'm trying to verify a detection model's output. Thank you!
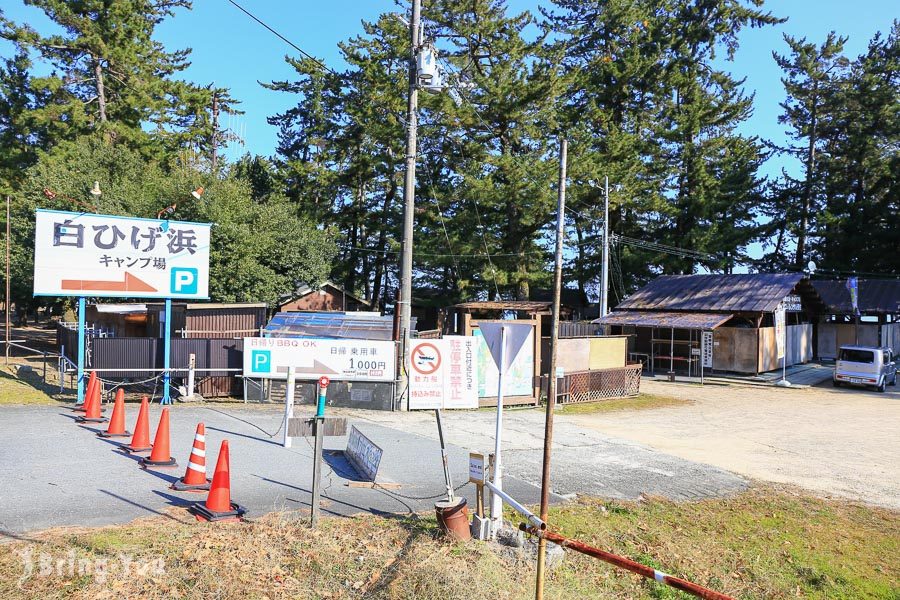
[569, 378, 900, 510]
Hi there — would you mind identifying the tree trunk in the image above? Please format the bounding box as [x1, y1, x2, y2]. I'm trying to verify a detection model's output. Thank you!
[370, 173, 397, 310]
[796, 81, 818, 269]
[94, 59, 107, 123]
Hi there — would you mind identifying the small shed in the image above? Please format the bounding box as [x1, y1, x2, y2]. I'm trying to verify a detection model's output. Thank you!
[595, 273, 827, 375]
[278, 282, 371, 313]
[442, 301, 571, 406]
[813, 279, 900, 356]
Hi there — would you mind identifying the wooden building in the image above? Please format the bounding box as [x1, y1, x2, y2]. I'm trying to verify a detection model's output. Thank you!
[813, 279, 900, 357]
[278, 282, 371, 313]
[595, 273, 827, 375]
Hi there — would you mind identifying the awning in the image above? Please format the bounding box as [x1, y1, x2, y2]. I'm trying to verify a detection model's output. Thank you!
[592, 310, 733, 330]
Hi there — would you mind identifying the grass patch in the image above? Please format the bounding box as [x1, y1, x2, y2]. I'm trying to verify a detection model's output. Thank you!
[556, 393, 691, 415]
[0, 368, 58, 405]
[0, 485, 896, 599]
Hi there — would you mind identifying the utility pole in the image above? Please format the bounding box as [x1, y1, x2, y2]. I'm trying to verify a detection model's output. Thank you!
[535, 137, 567, 600]
[211, 92, 219, 173]
[397, 0, 421, 410]
[599, 176, 610, 318]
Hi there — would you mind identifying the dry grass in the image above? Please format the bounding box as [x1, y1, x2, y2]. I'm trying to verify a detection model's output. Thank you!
[556, 392, 691, 415]
[1, 485, 896, 599]
[0, 366, 60, 405]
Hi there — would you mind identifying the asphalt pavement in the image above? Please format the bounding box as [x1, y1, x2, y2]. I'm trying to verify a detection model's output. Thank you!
[0, 401, 746, 535]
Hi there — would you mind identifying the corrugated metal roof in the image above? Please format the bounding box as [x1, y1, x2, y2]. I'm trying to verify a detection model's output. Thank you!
[264, 311, 408, 340]
[593, 310, 733, 329]
[812, 279, 900, 314]
[616, 273, 805, 313]
[454, 301, 552, 312]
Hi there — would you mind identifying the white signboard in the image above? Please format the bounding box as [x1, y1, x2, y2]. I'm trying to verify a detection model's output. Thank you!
[33, 209, 210, 299]
[243, 337, 396, 381]
[774, 304, 786, 360]
[409, 337, 479, 410]
[469, 452, 486, 484]
[701, 331, 713, 369]
[782, 294, 802, 312]
[346, 426, 383, 482]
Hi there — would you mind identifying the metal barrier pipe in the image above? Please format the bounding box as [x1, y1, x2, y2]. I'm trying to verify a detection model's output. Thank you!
[520, 525, 735, 600]
[485, 480, 545, 530]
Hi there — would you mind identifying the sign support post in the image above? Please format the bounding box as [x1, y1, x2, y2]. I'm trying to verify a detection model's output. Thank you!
[311, 375, 329, 528]
[490, 325, 507, 537]
[282, 366, 296, 448]
[162, 298, 172, 404]
[435, 408, 454, 501]
[76, 296, 86, 405]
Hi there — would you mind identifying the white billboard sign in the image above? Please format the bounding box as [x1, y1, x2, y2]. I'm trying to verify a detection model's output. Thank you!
[243, 337, 396, 381]
[33, 209, 210, 299]
[701, 331, 713, 369]
[409, 336, 479, 410]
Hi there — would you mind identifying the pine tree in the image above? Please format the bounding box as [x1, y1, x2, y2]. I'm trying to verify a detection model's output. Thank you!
[0, 1, 236, 163]
[770, 32, 848, 269]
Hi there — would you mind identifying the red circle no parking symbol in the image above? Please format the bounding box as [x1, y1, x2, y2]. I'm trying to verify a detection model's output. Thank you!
[412, 343, 441, 375]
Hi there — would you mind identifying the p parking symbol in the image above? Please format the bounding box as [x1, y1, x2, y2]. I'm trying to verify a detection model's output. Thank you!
[171, 267, 198, 295]
[251, 350, 271, 373]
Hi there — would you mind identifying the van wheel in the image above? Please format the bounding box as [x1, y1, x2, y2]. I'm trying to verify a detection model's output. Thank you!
[876, 378, 886, 393]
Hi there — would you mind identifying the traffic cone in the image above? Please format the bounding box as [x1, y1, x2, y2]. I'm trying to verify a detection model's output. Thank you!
[190, 440, 246, 522]
[171, 423, 211, 492]
[73, 371, 97, 411]
[76, 377, 107, 423]
[98, 389, 130, 438]
[140, 408, 178, 468]
[123, 397, 152, 453]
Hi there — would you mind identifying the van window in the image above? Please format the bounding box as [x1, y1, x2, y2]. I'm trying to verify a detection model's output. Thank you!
[840, 349, 875, 363]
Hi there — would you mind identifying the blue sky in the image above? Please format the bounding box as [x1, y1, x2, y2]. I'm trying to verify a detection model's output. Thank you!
[3, 0, 895, 170]
[1, 1, 895, 270]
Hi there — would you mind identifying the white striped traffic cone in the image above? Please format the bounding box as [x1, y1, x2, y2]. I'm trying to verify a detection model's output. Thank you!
[171, 422, 211, 492]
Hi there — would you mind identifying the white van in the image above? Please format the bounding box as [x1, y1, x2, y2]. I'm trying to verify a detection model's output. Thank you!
[833, 346, 897, 392]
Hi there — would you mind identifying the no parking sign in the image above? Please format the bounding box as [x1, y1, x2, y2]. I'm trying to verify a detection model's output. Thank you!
[409, 337, 478, 410]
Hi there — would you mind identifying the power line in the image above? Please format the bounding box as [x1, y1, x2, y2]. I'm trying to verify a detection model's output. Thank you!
[225, 0, 338, 76]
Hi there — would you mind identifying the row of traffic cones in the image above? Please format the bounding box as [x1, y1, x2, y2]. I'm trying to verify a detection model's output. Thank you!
[75, 371, 246, 523]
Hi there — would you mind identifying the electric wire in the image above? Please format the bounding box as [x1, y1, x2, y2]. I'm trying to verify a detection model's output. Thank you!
[225, 0, 338, 76]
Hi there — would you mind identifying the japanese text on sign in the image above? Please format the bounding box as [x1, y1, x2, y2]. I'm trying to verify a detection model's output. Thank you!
[243, 337, 396, 382]
[409, 337, 479, 410]
[34, 210, 210, 299]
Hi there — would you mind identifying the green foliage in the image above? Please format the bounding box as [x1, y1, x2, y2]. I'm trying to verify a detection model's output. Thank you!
[764, 23, 899, 274]
[8, 134, 335, 310]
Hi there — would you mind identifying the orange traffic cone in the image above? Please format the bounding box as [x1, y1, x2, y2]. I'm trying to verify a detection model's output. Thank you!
[124, 397, 152, 453]
[172, 423, 211, 492]
[76, 376, 107, 423]
[98, 389, 130, 438]
[73, 371, 97, 411]
[190, 440, 246, 522]
[139, 408, 178, 468]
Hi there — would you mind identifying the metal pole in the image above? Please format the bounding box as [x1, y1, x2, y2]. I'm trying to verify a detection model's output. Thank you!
[435, 408, 454, 501]
[536, 137, 567, 600]
[5, 195, 9, 365]
[187, 353, 196, 399]
[522, 526, 735, 600]
[162, 298, 172, 404]
[76, 297, 86, 405]
[311, 379, 327, 528]
[490, 325, 507, 537]
[396, 0, 422, 412]
[600, 177, 609, 318]
[282, 366, 296, 448]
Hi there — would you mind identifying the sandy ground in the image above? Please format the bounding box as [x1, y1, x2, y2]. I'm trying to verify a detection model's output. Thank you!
[569, 378, 900, 509]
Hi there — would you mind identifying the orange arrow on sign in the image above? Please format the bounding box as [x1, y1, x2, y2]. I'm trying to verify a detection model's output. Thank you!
[61, 272, 158, 293]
